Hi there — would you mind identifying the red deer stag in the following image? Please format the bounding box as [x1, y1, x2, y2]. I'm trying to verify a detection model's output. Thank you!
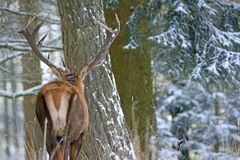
[19, 15, 120, 160]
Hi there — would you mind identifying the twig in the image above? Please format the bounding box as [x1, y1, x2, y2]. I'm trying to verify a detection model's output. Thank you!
[42, 118, 48, 160]
[95, 20, 114, 33]
[0, 43, 62, 52]
[0, 7, 60, 24]
[88, 9, 113, 33]
[0, 52, 29, 64]
[0, 65, 12, 73]
[50, 139, 63, 160]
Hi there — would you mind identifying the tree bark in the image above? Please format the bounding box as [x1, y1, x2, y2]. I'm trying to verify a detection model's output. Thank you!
[11, 59, 19, 149]
[105, 0, 156, 153]
[57, 0, 135, 159]
[3, 69, 10, 156]
[19, 0, 43, 159]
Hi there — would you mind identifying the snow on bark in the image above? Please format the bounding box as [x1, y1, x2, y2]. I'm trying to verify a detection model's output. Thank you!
[57, 0, 135, 159]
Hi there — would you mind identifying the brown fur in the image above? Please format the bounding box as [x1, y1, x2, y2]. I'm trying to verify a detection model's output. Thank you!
[36, 79, 89, 160]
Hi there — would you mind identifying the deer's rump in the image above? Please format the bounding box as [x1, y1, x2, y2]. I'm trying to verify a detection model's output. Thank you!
[35, 81, 88, 147]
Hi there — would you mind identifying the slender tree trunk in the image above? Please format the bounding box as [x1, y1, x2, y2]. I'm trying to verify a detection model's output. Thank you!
[214, 95, 220, 152]
[105, 0, 156, 154]
[19, 0, 42, 159]
[11, 59, 19, 149]
[3, 76, 10, 156]
[57, 0, 135, 159]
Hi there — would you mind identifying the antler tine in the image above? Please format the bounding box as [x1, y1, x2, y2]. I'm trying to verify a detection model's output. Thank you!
[32, 14, 49, 40]
[38, 33, 48, 47]
[47, 53, 51, 60]
[19, 15, 69, 78]
[95, 19, 114, 33]
[61, 57, 66, 68]
[80, 14, 120, 80]
[23, 16, 36, 33]
[114, 14, 120, 31]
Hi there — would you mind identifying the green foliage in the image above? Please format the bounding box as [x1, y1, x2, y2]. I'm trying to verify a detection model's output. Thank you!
[125, 0, 240, 159]
[105, 0, 120, 9]
[126, 0, 240, 88]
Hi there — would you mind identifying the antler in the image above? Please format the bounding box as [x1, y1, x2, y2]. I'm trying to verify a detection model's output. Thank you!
[19, 15, 69, 78]
[79, 14, 120, 80]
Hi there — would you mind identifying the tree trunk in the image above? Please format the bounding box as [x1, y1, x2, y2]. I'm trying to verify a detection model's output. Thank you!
[11, 59, 19, 149]
[57, 0, 135, 159]
[3, 72, 10, 156]
[19, 0, 43, 159]
[105, 0, 156, 154]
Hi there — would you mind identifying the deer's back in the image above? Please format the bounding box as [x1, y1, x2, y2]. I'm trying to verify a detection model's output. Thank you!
[35, 81, 88, 143]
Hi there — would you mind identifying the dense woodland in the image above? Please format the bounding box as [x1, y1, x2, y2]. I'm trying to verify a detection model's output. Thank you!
[0, 0, 240, 160]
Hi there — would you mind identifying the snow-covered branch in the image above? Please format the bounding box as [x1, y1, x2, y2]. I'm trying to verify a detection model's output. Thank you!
[0, 84, 43, 98]
[146, 0, 240, 86]
[0, 42, 62, 53]
[0, 52, 29, 64]
[0, 65, 11, 73]
[0, 7, 60, 24]
[148, 27, 191, 49]
[211, 24, 240, 47]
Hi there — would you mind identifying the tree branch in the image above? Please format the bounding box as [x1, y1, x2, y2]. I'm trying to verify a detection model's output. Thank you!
[0, 52, 29, 64]
[0, 42, 62, 52]
[0, 65, 12, 73]
[0, 7, 60, 24]
[0, 84, 43, 98]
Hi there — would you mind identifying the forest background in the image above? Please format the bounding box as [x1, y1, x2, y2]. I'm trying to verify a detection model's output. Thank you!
[0, 0, 240, 159]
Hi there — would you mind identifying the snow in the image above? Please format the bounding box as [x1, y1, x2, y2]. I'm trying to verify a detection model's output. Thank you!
[123, 37, 138, 50]
[197, 0, 217, 15]
[201, 44, 240, 75]
[156, 79, 240, 159]
[207, 62, 220, 76]
[207, 20, 240, 47]
[158, 149, 179, 160]
[148, 28, 176, 46]
[0, 84, 43, 98]
[148, 0, 240, 84]
[174, 1, 190, 15]
[90, 61, 136, 159]
[0, 150, 24, 160]
[148, 27, 191, 49]
[109, 152, 120, 160]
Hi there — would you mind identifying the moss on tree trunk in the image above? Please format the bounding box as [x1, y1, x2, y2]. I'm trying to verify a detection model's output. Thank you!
[105, 0, 156, 153]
